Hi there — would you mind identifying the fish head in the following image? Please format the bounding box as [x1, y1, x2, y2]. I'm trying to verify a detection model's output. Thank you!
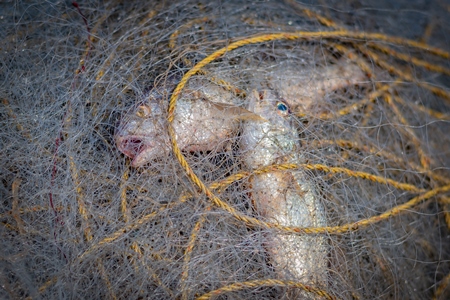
[247, 89, 292, 127]
[115, 84, 172, 167]
[241, 89, 298, 168]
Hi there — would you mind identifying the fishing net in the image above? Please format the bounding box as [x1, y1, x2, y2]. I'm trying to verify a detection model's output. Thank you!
[1, 0, 449, 299]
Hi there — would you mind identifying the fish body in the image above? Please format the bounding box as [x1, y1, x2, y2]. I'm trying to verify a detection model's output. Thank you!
[255, 60, 366, 113]
[115, 77, 251, 167]
[241, 89, 328, 288]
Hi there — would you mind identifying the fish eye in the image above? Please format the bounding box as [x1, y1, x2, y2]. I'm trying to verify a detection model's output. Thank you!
[136, 105, 151, 118]
[276, 102, 289, 116]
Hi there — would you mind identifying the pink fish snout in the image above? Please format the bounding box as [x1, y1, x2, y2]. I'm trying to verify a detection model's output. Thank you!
[115, 103, 168, 167]
[116, 135, 149, 159]
[116, 132, 168, 167]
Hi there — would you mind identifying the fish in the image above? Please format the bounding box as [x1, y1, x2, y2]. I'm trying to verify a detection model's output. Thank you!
[115, 77, 262, 167]
[240, 89, 328, 290]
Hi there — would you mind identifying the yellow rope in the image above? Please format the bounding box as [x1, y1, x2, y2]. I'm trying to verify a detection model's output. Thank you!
[195, 278, 336, 300]
[69, 156, 93, 242]
[180, 206, 212, 300]
[297, 163, 423, 192]
[370, 42, 450, 76]
[357, 44, 450, 103]
[97, 260, 117, 300]
[325, 184, 450, 233]
[129, 242, 175, 298]
[311, 139, 450, 185]
[394, 95, 450, 121]
[78, 199, 185, 261]
[2, 98, 33, 141]
[169, 17, 210, 49]
[120, 168, 130, 223]
[11, 178, 25, 234]
[434, 270, 450, 300]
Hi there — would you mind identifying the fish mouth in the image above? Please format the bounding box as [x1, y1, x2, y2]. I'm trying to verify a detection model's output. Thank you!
[116, 135, 156, 167]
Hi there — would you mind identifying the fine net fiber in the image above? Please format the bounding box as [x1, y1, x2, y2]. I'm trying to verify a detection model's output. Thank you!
[1, 0, 450, 299]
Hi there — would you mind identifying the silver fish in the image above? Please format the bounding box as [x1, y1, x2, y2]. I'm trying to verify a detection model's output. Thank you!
[115, 77, 261, 167]
[241, 89, 328, 289]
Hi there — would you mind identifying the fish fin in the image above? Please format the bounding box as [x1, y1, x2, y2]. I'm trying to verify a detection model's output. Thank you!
[210, 102, 267, 122]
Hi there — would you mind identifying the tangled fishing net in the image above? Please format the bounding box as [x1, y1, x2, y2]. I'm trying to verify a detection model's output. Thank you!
[1, 0, 450, 299]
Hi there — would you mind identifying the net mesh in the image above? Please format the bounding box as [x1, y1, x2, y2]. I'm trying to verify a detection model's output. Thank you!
[1, 0, 449, 299]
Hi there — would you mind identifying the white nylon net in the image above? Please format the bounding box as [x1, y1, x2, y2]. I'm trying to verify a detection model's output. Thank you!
[1, 1, 449, 299]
